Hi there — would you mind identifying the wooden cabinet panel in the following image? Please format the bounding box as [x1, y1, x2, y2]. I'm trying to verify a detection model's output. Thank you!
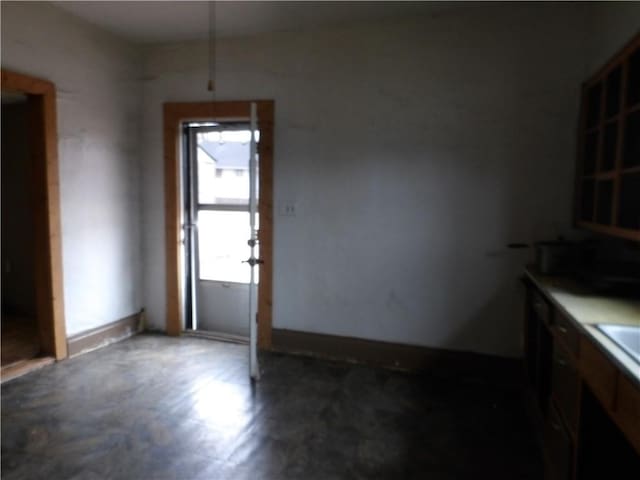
[524, 287, 540, 387]
[579, 338, 618, 410]
[615, 373, 640, 453]
[551, 311, 579, 358]
[544, 403, 573, 480]
[538, 322, 554, 415]
[577, 385, 640, 478]
[532, 290, 551, 326]
[551, 343, 580, 435]
[524, 282, 553, 415]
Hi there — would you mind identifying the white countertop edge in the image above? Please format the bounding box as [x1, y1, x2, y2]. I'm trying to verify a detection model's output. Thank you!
[524, 269, 640, 386]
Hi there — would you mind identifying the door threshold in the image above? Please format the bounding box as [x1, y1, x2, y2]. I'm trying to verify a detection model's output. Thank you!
[183, 329, 249, 345]
[1, 356, 55, 384]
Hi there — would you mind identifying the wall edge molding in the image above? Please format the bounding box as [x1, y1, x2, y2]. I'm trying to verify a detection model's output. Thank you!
[271, 328, 522, 384]
[67, 310, 144, 358]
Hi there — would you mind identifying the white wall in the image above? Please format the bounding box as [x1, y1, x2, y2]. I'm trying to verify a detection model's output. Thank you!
[585, 2, 640, 73]
[3, 2, 635, 356]
[140, 3, 613, 357]
[1, 2, 143, 336]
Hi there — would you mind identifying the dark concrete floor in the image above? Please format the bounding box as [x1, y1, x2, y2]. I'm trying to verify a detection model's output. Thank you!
[1, 334, 542, 479]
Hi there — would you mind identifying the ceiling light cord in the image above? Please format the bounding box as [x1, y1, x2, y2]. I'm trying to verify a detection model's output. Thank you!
[208, 1, 216, 95]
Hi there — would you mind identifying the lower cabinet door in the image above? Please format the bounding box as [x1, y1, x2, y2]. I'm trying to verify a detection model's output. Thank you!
[544, 403, 572, 480]
[551, 343, 579, 434]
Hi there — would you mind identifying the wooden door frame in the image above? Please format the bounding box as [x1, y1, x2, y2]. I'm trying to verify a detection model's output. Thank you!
[1, 69, 67, 360]
[163, 101, 274, 348]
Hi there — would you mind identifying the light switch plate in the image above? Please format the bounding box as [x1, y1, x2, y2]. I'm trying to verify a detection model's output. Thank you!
[279, 202, 296, 217]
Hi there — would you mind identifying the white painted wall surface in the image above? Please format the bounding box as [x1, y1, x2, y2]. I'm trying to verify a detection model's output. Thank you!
[140, 3, 616, 357]
[2, 1, 635, 356]
[585, 3, 640, 74]
[1, 2, 143, 336]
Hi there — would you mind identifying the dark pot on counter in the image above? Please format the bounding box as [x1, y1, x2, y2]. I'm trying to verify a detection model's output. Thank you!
[535, 241, 572, 274]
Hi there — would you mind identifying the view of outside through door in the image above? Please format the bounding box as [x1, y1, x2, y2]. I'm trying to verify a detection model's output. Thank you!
[184, 124, 259, 339]
[197, 129, 259, 284]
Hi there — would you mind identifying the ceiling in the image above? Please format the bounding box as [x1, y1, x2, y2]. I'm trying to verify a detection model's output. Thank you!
[52, 1, 458, 44]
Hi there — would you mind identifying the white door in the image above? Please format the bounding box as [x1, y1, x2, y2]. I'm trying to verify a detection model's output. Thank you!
[183, 111, 260, 379]
[248, 103, 259, 379]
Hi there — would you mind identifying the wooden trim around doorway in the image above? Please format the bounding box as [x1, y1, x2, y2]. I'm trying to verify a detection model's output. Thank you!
[163, 101, 274, 348]
[1, 69, 67, 360]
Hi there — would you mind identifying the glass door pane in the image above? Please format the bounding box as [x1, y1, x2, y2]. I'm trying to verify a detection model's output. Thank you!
[197, 129, 260, 205]
[198, 211, 259, 284]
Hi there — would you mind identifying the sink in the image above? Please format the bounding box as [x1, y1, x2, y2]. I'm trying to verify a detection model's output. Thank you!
[597, 324, 640, 364]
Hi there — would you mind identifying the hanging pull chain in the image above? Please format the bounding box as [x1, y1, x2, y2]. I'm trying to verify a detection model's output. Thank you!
[208, 1, 216, 93]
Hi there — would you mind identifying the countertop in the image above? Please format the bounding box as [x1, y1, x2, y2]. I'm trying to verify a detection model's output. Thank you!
[524, 267, 640, 384]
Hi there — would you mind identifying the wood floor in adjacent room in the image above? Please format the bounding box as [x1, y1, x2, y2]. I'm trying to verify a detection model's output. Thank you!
[1, 334, 542, 479]
[1, 316, 39, 367]
[1, 316, 54, 383]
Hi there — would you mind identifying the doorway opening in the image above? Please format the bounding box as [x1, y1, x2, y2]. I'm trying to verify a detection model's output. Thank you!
[2, 91, 40, 369]
[182, 122, 259, 343]
[1, 70, 67, 381]
[163, 101, 274, 351]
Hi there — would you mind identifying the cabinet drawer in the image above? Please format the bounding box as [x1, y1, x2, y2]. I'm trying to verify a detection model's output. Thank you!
[579, 338, 618, 409]
[615, 373, 640, 454]
[551, 343, 579, 434]
[552, 311, 579, 357]
[544, 403, 573, 480]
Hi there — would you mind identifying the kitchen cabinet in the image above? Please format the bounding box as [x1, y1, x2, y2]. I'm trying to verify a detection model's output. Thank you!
[543, 403, 573, 480]
[524, 287, 553, 415]
[524, 282, 574, 479]
[577, 386, 640, 480]
[550, 338, 579, 435]
[575, 33, 640, 241]
[523, 274, 640, 480]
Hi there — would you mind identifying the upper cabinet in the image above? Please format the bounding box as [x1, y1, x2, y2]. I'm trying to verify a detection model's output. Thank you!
[576, 33, 640, 242]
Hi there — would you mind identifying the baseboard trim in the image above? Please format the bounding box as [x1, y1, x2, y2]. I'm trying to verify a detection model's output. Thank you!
[271, 328, 521, 384]
[1, 356, 55, 384]
[183, 329, 249, 345]
[67, 311, 143, 358]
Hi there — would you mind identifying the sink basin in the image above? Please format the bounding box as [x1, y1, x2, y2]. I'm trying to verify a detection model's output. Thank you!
[597, 324, 640, 364]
